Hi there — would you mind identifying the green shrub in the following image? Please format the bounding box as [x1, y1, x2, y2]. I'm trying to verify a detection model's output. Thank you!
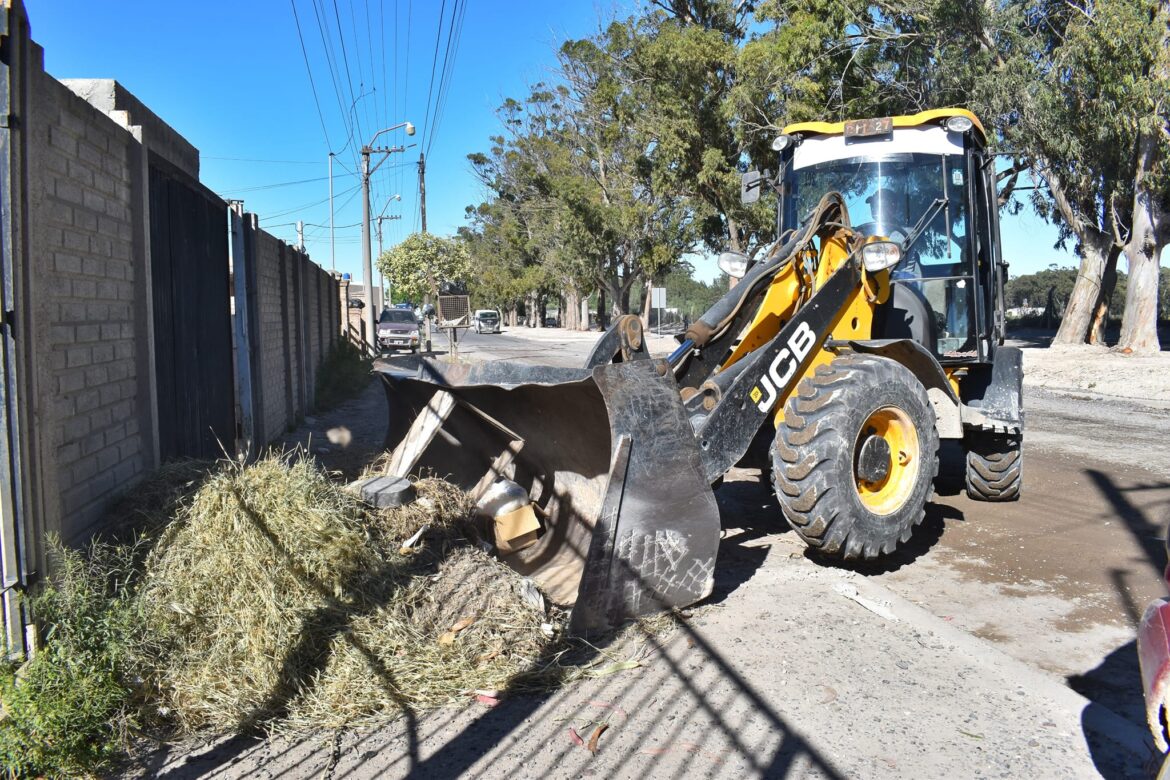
[314, 338, 374, 411]
[0, 539, 144, 779]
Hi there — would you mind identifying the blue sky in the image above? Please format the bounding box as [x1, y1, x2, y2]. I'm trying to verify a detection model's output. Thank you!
[29, 0, 1083, 285]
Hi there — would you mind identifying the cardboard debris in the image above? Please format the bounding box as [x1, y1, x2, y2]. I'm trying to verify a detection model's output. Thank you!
[494, 504, 541, 554]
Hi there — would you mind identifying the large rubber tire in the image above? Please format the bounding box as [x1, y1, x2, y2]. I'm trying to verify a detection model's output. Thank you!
[771, 354, 940, 560]
[965, 434, 1022, 501]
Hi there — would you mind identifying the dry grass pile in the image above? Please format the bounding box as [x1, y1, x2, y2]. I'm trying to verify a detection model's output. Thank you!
[136, 457, 553, 734]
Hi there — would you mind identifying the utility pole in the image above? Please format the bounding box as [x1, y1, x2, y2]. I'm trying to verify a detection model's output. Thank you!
[361, 122, 414, 354]
[376, 214, 401, 306]
[328, 153, 335, 271]
[296, 220, 304, 251]
[418, 152, 427, 234]
[417, 151, 431, 352]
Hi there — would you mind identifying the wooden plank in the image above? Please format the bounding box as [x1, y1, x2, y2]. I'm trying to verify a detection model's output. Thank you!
[385, 390, 456, 477]
[469, 440, 525, 504]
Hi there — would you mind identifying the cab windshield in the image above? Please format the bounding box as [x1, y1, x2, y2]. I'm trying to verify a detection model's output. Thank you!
[788, 152, 970, 276]
[785, 151, 978, 358]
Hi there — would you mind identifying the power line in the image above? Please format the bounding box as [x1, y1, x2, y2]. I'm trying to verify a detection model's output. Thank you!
[310, 0, 357, 154]
[420, 0, 448, 152]
[218, 175, 333, 194]
[331, 0, 364, 148]
[427, 0, 467, 157]
[258, 182, 360, 220]
[347, 0, 374, 144]
[399, 0, 413, 237]
[289, 0, 333, 150]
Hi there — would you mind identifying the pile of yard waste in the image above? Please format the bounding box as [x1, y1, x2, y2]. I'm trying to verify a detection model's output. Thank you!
[1, 454, 572, 779]
[134, 456, 556, 734]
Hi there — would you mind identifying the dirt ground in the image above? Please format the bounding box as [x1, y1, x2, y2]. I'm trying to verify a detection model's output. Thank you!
[1019, 342, 1170, 405]
[143, 327, 1168, 778]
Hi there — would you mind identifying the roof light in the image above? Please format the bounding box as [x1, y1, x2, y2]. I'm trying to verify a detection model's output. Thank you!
[944, 115, 974, 133]
[771, 134, 793, 152]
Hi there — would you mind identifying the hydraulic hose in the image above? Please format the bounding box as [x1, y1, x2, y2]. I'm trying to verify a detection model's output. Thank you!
[683, 193, 848, 348]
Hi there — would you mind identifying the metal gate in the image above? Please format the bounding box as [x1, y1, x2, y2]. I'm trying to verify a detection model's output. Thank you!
[148, 158, 236, 461]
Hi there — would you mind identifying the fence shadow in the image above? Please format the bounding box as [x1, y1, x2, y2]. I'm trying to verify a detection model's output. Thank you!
[1074, 469, 1170, 775]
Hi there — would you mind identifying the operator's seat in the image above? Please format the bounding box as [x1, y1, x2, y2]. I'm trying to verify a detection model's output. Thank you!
[874, 282, 937, 354]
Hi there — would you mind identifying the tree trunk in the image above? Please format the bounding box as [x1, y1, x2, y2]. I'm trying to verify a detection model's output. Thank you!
[641, 279, 654, 330]
[604, 276, 624, 320]
[580, 295, 590, 330]
[597, 289, 607, 330]
[1087, 246, 1121, 346]
[1118, 242, 1162, 352]
[726, 216, 742, 289]
[1118, 130, 1165, 353]
[563, 289, 580, 331]
[1053, 234, 1113, 345]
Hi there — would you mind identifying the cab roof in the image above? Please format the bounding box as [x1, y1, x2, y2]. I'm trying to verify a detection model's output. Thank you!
[781, 108, 987, 145]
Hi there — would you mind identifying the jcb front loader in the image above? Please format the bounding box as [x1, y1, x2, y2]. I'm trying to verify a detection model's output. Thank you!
[379, 109, 1023, 632]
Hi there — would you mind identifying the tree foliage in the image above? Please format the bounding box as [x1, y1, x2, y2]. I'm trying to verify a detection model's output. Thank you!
[455, 0, 1166, 345]
[377, 232, 471, 303]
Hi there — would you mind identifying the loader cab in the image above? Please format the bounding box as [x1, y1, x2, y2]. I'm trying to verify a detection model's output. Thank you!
[771, 109, 1006, 365]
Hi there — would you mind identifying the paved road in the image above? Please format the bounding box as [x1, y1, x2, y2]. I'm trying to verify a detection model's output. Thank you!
[433, 326, 1170, 729]
[184, 327, 1167, 779]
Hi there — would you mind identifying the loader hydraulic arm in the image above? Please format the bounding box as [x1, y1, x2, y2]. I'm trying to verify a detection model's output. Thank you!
[691, 255, 867, 482]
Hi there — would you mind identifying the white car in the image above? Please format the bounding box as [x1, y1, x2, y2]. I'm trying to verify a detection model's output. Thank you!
[473, 309, 501, 334]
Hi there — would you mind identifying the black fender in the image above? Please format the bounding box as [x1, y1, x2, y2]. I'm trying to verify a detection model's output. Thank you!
[846, 339, 958, 404]
[846, 339, 963, 439]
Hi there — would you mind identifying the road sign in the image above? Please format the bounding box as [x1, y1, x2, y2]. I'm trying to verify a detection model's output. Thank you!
[651, 287, 666, 309]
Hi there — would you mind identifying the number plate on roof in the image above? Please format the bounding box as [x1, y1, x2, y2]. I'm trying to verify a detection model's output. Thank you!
[844, 117, 893, 137]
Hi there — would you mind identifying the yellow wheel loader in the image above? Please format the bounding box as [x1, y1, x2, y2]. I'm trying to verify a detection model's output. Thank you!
[379, 109, 1023, 632]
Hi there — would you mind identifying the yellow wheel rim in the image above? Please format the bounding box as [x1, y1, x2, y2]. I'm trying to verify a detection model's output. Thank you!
[855, 407, 919, 515]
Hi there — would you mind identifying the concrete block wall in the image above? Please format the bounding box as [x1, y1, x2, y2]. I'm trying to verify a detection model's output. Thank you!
[25, 56, 155, 548]
[2, 5, 347, 586]
[254, 230, 292, 440]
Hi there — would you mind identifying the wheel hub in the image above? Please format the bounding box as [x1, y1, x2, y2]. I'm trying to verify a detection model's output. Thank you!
[854, 406, 920, 515]
[856, 435, 891, 482]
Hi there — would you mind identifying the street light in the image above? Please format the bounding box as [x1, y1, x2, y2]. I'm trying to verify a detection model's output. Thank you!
[362, 122, 414, 353]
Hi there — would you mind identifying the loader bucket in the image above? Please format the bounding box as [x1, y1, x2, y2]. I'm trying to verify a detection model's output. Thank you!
[378, 355, 720, 633]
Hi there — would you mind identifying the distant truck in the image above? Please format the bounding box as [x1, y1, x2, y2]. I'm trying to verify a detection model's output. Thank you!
[473, 309, 501, 334]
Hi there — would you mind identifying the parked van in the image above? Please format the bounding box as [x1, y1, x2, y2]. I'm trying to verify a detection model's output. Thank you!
[473, 309, 501, 334]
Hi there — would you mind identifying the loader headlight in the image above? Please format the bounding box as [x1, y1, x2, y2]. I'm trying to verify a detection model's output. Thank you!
[944, 115, 974, 133]
[717, 250, 750, 279]
[771, 134, 794, 152]
[861, 241, 902, 272]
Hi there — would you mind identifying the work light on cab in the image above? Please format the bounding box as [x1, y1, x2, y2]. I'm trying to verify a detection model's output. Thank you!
[944, 115, 974, 133]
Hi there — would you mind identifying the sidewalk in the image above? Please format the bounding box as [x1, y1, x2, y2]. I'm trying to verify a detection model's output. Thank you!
[134, 517, 1148, 779]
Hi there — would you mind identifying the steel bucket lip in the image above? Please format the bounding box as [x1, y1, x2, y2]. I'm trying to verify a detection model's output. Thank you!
[378, 354, 624, 389]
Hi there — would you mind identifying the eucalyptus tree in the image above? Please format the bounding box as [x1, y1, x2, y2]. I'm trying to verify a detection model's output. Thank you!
[983, 0, 1168, 351]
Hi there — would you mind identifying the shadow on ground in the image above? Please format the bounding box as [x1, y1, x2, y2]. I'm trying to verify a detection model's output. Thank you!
[1075, 468, 1170, 775]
